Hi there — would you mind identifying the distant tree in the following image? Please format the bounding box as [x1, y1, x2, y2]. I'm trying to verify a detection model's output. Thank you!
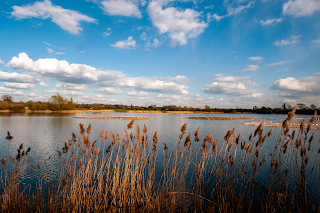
[310, 104, 317, 110]
[296, 103, 306, 110]
[70, 97, 73, 104]
[49, 94, 68, 105]
[204, 105, 211, 112]
[286, 104, 292, 110]
[282, 103, 286, 110]
[1, 95, 13, 103]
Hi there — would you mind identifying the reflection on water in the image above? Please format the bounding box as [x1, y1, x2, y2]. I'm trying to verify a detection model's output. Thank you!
[0, 112, 319, 191]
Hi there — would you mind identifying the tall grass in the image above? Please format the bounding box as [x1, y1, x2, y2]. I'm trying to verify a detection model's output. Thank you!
[1, 107, 319, 212]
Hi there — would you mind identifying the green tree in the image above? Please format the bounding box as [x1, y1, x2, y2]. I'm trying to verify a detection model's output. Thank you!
[49, 94, 69, 111]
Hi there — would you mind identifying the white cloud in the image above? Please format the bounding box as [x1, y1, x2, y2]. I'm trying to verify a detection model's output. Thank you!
[156, 94, 169, 99]
[202, 82, 256, 95]
[7, 52, 126, 84]
[3, 82, 35, 90]
[44, 42, 54, 47]
[214, 74, 259, 87]
[127, 91, 148, 96]
[39, 81, 50, 87]
[147, 1, 208, 46]
[139, 32, 147, 41]
[274, 35, 301, 46]
[44, 89, 84, 96]
[158, 75, 193, 83]
[110, 36, 136, 49]
[209, 1, 254, 22]
[283, 0, 320, 17]
[11, 0, 97, 34]
[152, 38, 160, 47]
[55, 52, 66, 55]
[55, 82, 89, 90]
[260, 18, 283, 26]
[248, 56, 263, 61]
[47, 48, 53, 53]
[101, 76, 189, 94]
[204, 5, 214, 9]
[266, 61, 290, 66]
[284, 99, 296, 104]
[94, 87, 122, 94]
[101, 0, 141, 18]
[239, 65, 261, 73]
[103, 27, 112, 36]
[0, 70, 41, 83]
[0, 59, 5, 64]
[271, 74, 320, 97]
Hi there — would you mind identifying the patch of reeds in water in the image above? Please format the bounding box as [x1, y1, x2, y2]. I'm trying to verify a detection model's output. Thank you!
[1, 107, 320, 212]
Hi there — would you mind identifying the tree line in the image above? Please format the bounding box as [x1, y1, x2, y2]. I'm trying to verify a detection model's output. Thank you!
[0, 94, 318, 115]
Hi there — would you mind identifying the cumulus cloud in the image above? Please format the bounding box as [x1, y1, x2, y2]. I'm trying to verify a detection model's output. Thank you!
[101, 77, 189, 94]
[44, 89, 84, 96]
[274, 35, 301, 46]
[3, 82, 35, 90]
[147, 1, 208, 46]
[202, 82, 255, 95]
[204, 5, 214, 9]
[139, 32, 147, 41]
[0, 70, 41, 83]
[271, 73, 320, 97]
[11, 0, 97, 34]
[127, 91, 148, 97]
[156, 94, 169, 99]
[214, 74, 259, 87]
[209, 1, 254, 22]
[39, 81, 50, 87]
[260, 18, 283, 26]
[248, 56, 263, 61]
[6, 52, 126, 84]
[283, 0, 320, 17]
[55, 82, 89, 90]
[93, 87, 123, 94]
[0, 59, 5, 64]
[266, 61, 290, 66]
[239, 65, 261, 73]
[101, 0, 142, 18]
[110, 36, 136, 49]
[158, 75, 193, 83]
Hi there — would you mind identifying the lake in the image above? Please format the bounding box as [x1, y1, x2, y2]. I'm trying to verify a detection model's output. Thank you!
[1, 112, 319, 193]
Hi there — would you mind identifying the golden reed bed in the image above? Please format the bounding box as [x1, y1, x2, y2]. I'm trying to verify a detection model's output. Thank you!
[186, 117, 252, 120]
[243, 122, 320, 129]
[74, 116, 151, 120]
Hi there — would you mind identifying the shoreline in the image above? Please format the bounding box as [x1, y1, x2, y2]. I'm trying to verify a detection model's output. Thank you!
[243, 122, 320, 130]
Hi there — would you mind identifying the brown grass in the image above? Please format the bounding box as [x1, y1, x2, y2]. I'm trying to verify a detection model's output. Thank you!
[1, 107, 319, 212]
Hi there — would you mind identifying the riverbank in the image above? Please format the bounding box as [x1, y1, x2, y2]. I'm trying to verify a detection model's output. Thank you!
[243, 122, 320, 129]
[186, 117, 252, 120]
[74, 116, 151, 120]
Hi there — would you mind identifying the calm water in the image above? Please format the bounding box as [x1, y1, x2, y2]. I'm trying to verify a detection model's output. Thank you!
[1, 112, 319, 191]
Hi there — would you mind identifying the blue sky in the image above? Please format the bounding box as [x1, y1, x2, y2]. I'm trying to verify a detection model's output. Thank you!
[0, 0, 320, 108]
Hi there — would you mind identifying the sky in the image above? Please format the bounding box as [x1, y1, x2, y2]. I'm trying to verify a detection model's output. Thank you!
[0, 0, 320, 108]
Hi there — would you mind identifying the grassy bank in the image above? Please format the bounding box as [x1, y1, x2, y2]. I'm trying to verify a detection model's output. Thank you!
[1, 107, 319, 212]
